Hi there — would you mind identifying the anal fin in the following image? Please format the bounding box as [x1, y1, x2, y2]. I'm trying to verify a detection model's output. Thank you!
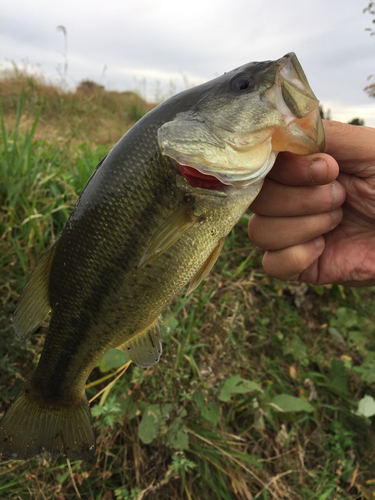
[187, 237, 226, 295]
[13, 240, 59, 341]
[117, 317, 163, 368]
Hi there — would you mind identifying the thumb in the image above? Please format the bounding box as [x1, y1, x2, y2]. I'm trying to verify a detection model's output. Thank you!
[323, 120, 375, 174]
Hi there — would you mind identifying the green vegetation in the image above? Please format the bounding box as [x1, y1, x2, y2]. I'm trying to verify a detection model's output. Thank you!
[1, 70, 375, 499]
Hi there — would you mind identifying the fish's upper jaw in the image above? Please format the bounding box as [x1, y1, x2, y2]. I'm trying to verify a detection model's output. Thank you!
[262, 52, 325, 154]
[276, 52, 317, 104]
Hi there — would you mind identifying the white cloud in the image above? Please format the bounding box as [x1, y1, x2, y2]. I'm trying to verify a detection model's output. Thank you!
[1, 0, 374, 124]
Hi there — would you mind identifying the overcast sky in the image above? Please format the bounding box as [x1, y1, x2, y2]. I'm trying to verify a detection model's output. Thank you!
[1, 0, 374, 126]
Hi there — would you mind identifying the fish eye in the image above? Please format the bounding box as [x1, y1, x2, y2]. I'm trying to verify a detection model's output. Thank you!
[231, 74, 255, 94]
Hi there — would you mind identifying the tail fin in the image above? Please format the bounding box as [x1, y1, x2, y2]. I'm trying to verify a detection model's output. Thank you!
[0, 381, 95, 460]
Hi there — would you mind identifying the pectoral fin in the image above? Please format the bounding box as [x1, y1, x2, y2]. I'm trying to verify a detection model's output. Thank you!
[117, 318, 162, 368]
[13, 240, 59, 341]
[138, 198, 200, 268]
[187, 237, 226, 295]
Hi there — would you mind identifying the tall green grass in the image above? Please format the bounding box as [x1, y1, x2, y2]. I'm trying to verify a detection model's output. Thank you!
[0, 98, 108, 287]
[1, 99, 375, 499]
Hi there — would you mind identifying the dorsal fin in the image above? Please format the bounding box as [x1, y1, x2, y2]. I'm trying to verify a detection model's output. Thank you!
[13, 240, 59, 341]
[117, 318, 162, 368]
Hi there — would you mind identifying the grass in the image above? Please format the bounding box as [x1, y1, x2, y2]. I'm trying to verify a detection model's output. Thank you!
[1, 69, 375, 499]
[0, 64, 153, 147]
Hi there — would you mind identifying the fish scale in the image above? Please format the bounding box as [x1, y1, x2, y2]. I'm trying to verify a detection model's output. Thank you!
[0, 52, 324, 460]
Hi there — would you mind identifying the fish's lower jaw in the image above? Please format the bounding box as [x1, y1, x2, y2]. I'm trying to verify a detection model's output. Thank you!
[262, 69, 324, 154]
[271, 108, 325, 154]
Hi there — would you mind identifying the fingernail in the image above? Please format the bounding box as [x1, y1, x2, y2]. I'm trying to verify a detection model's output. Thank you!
[312, 236, 324, 251]
[308, 159, 327, 184]
[330, 208, 343, 227]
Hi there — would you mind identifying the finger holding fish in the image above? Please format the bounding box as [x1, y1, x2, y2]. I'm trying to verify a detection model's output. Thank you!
[262, 150, 339, 186]
[249, 208, 343, 251]
[248, 139, 347, 280]
[261, 237, 326, 282]
[249, 177, 345, 217]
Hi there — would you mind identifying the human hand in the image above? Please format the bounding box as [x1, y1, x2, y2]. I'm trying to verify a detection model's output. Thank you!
[248, 120, 375, 286]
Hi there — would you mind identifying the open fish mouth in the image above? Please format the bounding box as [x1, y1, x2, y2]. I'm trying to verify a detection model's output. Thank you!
[159, 52, 324, 191]
[178, 163, 227, 190]
[268, 52, 325, 154]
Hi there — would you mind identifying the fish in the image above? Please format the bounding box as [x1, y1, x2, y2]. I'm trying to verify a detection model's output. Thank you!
[0, 53, 324, 461]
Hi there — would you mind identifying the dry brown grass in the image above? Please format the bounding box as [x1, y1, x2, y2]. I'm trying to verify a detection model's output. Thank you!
[0, 65, 155, 148]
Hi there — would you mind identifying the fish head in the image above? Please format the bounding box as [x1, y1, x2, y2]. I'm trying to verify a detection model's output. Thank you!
[158, 52, 324, 191]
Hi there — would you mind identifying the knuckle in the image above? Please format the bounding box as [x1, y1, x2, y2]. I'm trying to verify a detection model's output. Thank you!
[248, 215, 270, 249]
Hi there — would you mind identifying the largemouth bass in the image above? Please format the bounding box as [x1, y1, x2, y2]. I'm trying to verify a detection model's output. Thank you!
[0, 53, 324, 460]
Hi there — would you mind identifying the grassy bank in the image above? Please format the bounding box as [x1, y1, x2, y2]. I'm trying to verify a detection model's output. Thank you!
[1, 71, 375, 499]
